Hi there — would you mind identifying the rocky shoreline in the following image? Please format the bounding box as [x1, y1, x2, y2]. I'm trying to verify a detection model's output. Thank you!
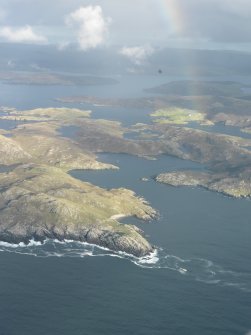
[1, 104, 251, 257]
[0, 161, 156, 257]
[0, 226, 154, 257]
[0, 107, 159, 257]
[156, 171, 251, 198]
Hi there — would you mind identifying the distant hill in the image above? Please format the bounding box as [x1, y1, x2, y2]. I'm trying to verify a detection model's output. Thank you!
[0, 43, 251, 77]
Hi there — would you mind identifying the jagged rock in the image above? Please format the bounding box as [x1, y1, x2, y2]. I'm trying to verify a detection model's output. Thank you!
[0, 164, 156, 256]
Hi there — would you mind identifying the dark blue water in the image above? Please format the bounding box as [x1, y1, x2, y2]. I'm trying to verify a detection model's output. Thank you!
[0, 76, 251, 334]
[70, 153, 251, 271]
[190, 122, 251, 140]
[1, 153, 251, 334]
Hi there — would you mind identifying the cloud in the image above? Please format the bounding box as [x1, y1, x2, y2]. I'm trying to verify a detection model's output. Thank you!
[166, 0, 251, 43]
[0, 25, 47, 43]
[119, 45, 155, 65]
[0, 8, 6, 21]
[7, 59, 16, 68]
[57, 41, 70, 51]
[66, 6, 111, 51]
[1, 0, 251, 49]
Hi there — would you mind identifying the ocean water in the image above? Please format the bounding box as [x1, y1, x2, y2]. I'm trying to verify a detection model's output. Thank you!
[0, 75, 251, 334]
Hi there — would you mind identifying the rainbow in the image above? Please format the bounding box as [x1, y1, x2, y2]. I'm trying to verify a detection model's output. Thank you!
[158, 0, 186, 36]
[157, 0, 207, 113]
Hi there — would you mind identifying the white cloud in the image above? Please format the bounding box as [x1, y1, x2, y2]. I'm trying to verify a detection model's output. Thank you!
[119, 45, 155, 65]
[66, 6, 111, 51]
[7, 59, 16, 68]
[0, 25, 47, 44]
[57, 41, 70, 51]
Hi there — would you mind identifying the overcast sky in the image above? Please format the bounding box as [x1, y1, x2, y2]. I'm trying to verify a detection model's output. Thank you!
[0, 0, 251, 53]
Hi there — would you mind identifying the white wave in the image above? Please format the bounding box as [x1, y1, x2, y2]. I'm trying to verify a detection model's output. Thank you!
[137, 249, 159, 264]
[0, 238, 250, 293]
[196, 278, 221, 285]
[93, 253, 126, 260]
[63, 239, 114, 253]
[164, 254, 187, 263]
[27, 239, 43, 247]
[53, 239, 66, 244]
[80, 251, 93, 257]
[0, 241, 24, 248]
[0, 239, 42, 248]
[178, 267, 188, 274]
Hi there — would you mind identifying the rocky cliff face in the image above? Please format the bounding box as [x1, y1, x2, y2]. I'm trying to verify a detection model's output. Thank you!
[0, 164, 156, 257]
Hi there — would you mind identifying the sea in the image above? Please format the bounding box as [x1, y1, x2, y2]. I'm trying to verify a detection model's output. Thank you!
[0, 74, 251, 335]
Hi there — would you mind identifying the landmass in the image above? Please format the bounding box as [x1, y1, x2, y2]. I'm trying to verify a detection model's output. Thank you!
[2, 81, 251, 255]
[156, 171, 251, 198]
[150, 124, 251, 198]
[0, 71, 117, 86]
[0, 107, 156, 256]
[0, 164, 155, 256]
[56, 80, 251, 198]
[145, 80, 248, 97]
[63, 111, 251, 198]
[150, 107, 213, 125]
[57, 80, 251, 128]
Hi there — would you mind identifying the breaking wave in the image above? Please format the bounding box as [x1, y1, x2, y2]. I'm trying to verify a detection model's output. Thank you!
[0, 239, 250, 293]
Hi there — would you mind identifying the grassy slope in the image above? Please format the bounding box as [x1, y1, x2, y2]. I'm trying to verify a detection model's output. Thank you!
[0, 107, 156, 255]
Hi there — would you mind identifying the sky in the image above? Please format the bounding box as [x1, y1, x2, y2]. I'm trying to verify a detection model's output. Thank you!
[0, 0, 251, 55]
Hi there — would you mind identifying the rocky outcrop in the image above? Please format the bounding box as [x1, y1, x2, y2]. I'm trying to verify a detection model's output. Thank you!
[0, 164, 156, 257]
[0, 225, 154, 257]
[156, 170, 251, 198]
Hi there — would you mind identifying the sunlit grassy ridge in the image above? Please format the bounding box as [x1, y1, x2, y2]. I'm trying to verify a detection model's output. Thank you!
[0, 107, 91, 122]
[0, 108, 119, 171]
[150, 107, 213, 125]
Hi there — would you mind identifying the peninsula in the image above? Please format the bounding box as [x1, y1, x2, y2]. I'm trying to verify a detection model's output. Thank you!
[0, 107, 156, 257]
